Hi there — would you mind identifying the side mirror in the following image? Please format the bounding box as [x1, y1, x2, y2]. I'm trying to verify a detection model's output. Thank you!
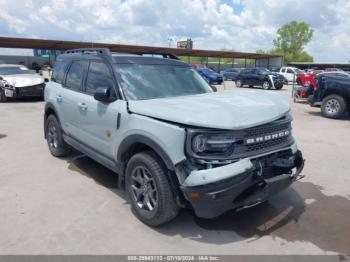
[210, 85, 217, 92]
[94, 87, 114, 102]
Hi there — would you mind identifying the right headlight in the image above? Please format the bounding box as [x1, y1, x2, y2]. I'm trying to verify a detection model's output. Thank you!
[186, 129, 237, 160]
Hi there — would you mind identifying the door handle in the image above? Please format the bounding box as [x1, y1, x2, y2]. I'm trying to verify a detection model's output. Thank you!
[78, 102, 88, 111]
[56, 95, 63, 103]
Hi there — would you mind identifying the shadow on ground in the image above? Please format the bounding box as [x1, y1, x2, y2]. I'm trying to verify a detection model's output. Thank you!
[66, 152, 350, 254]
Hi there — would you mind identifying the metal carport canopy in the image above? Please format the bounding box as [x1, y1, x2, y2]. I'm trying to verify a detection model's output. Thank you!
[0, 36, 282, 60]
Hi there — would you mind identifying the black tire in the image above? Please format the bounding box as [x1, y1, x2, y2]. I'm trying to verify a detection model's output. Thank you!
[126, 151, 178, 226]
[45, 114, 71, 157]
[262, 81, 271, 90]
[275, 84, 283, 90]
[321, 95, 347, 119]
[0, 89, 7, 102]
[236, 79, 243, 88]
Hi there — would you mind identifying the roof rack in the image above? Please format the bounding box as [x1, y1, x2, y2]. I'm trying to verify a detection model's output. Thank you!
[65, 48, 111, 56]
[135, 53, 180, 60]
[64, 48, 180, 60]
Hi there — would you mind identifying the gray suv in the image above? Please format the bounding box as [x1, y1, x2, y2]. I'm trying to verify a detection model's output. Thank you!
[44, 48, 304, 226]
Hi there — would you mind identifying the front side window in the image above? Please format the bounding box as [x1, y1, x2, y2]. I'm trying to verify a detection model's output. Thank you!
[86, 62, 115, 95]
[65, 61, 88, 91]
[114, 64, 212, 100]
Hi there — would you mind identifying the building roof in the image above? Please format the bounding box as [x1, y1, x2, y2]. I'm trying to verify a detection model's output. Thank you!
[0, 36, 282, 60]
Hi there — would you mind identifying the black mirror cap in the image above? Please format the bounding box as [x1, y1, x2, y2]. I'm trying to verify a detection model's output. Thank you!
[0, 76, 3, 80]
[210, 85, 217, 92]
[94, 87, 116, 102]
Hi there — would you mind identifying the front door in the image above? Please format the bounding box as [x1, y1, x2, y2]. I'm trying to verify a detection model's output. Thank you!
[78, 61, 121, 158]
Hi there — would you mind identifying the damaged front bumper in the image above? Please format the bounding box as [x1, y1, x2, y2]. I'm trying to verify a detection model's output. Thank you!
[2, 84, 45, 98]
[180, 143, 304, 218]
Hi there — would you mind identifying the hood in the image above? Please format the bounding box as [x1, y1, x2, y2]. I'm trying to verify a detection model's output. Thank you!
[128, 90, 290, 130]
[1, 74, 44, 87]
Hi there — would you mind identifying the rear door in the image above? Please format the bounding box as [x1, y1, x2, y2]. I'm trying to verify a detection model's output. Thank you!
[60, 60, 89, 139]
[241, 69, 252, 84]
[250, 69, 260, 85]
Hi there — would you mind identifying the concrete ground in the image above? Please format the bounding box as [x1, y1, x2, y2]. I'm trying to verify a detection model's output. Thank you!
[0, 82, 350, 255]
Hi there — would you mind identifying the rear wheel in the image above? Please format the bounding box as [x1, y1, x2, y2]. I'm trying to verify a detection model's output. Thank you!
[0, 89, 7, 102]
[45, 114, 71, 157]
[236, 80, 243, 88]
[126, 151, 178, 226]
[262, 81, 271, 90]
[321, 95, 347, 119]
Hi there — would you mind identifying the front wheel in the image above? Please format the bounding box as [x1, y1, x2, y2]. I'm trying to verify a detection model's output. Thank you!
[126, 151, 179, 226]
[262, 81, 271, 90]
[275, 84, 283, 90]
[235, 80, 243, 88]
[321, 95, 347, 119]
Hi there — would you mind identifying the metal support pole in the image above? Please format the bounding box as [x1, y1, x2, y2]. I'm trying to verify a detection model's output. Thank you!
[244, 58, 247, 68]
[232, 58, 234, 68]
[267, 58, 270, 69]
[218, 58, 221, 72]
[254, 59, 257, 67]
[206, 57, 209, 68]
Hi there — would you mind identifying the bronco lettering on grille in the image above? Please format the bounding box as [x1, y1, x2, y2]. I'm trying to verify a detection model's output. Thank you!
[246, 130, 290, 145]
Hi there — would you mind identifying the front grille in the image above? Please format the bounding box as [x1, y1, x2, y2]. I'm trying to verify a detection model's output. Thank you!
[239, 117, 293, 155]
[245, 122, 290, 137]
[246, 136, 290, 152]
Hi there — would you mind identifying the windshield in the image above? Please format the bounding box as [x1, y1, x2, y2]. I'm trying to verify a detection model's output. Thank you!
[114, 64, 213, 100]
[0, 66, 31, 75]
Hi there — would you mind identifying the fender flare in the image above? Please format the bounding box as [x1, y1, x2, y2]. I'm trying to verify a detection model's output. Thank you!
[117, 134, 175, 172]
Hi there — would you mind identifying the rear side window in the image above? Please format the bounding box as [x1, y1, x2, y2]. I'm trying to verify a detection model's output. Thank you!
[52, 60, 70, 84]
[65, 61, 88, 91]
[287, 69, 294, 73]
[85, 62, 115, 95]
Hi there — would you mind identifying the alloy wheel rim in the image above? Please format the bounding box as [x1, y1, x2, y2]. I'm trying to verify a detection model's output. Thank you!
[130, 166, 158, 212]
[325, 99, 340, 114]
[47, 121, 59, 149]
[263, 82, 270, 89]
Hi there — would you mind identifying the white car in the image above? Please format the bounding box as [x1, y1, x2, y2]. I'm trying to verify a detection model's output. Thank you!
[0, 64, 46, 102]
[279, 66, 304, 82]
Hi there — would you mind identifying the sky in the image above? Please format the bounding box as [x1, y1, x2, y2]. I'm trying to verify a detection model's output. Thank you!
[0, 0, 349, 62]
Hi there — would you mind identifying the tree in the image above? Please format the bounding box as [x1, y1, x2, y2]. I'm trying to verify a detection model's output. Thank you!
[272, 21, 314, 64]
